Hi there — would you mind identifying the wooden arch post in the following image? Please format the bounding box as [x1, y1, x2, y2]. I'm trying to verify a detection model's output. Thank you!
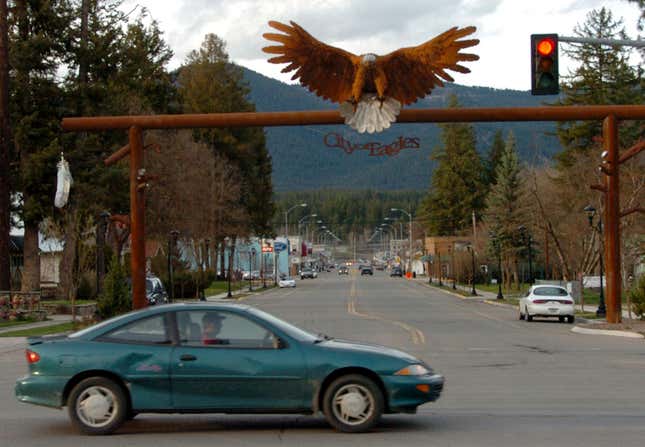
[63, 105, 645, 318]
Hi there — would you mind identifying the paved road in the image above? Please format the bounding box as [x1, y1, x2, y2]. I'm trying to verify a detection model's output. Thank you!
[1, 270, 643, 446]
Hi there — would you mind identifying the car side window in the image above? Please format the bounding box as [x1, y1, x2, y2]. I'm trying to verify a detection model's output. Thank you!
[177, 310, 279, 349]
[100, 314, 171, 345]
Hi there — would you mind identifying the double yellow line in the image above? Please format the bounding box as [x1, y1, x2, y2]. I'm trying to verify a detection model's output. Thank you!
[346, 278, 426, 345]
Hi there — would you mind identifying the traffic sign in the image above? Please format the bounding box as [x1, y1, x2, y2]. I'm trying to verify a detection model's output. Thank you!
[274, 242, 287, 252]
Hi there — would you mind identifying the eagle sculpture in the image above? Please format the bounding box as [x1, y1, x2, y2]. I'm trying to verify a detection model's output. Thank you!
[263, 21, 479, 133]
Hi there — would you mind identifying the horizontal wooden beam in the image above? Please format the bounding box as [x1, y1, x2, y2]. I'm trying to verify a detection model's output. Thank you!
[62, 105, 645, 131]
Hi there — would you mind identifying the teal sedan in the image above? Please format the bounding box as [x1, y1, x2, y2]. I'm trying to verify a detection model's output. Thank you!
[16, 303, 443, 435]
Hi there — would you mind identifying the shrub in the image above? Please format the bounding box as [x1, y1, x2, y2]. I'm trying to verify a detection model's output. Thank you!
[97, 258, 131, 320]
[629, 274, 645, 318]
[77, 275, 94, 300]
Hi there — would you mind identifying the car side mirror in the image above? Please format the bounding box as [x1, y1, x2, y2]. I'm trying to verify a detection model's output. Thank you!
[274, 337, 287, 349]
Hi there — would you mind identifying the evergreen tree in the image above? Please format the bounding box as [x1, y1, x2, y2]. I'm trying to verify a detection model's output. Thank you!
[178, 34, 275, 237]
[419, 96, 486, 236]
[483, 130, 505, 187]
[555, 7, 642, 167]
[485, 132, 529, 288]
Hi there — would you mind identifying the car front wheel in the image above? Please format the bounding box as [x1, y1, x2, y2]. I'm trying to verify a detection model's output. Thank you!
[68, 377, 127, 435]
[323, 374, 383, 433]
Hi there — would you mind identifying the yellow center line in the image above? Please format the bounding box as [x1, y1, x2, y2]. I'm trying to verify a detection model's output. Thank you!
[346, 274, 426, 345]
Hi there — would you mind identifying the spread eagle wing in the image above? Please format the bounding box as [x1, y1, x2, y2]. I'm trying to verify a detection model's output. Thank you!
[377, 26, 479, 106]
[262, 21, 360, 104]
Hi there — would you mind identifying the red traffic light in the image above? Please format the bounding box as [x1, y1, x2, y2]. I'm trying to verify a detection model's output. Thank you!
[536, 37, 556, 57]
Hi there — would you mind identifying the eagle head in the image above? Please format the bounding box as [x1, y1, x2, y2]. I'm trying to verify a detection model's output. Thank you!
[361, 53, 377, 66]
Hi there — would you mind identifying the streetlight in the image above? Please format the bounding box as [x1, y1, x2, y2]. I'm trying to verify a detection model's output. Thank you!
[204, 238, 210, 270]
[249, 247, 256, 292]
[96, 211, 110, 296]
[225, 236, 232, 298]
[489, 231, 504, 300]
[391, 208, 413, 274]
[584, 205, 606, 317]
[299, 213, 317, 241]
[168, 230, 179, 302]
[467, 245, 477, 296]
[437, 251, 442, 286]
[518, 225, 533, 285]
[285, 203, 307, 238]
[448, 243, 456, 290]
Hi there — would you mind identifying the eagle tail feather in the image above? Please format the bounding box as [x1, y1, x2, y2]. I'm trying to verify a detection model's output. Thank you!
[339, 94, 401, 134]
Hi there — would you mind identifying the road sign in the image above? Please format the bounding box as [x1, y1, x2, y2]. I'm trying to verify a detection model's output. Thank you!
[274, 241, 287, 252]
[261, 245, 273, 253]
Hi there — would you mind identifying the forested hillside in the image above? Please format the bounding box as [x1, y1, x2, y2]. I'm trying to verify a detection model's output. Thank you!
[242, 67, 562, 191]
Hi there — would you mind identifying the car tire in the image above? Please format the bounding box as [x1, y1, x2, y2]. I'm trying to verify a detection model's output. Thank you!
[525, 308, 533, 322]
[559, 316, 565, 323]
[519, 308, 524, 320]
[67, 376, 127, 435]
[323, 374, 384, 433]
[567, 315, 575, 324]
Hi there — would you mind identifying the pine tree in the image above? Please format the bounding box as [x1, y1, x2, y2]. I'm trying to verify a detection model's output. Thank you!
[485, 132, 528, 289]
[178, 34, 275, 238]
[484, 130, 505, 187]
[420, 96, 486, 236]
[555, 7, 642, 167]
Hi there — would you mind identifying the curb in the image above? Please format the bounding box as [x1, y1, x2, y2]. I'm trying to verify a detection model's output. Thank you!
[571, 326, 644, 339]
[483, 299, 516, 309]
[412, 281, 474, 300]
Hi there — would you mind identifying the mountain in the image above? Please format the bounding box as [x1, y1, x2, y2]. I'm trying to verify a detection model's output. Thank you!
[241, 67, 561, 192]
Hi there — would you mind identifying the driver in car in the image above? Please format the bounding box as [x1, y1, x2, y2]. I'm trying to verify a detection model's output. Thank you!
[202, 313, 228, 345]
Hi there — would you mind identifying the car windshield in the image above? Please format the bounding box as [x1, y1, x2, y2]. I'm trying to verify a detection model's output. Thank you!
[247, 307, 318, 343]
[533, 287, 568, 296]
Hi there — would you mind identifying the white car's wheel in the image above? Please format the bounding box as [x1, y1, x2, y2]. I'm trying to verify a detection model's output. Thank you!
[525, 307, 533, 322]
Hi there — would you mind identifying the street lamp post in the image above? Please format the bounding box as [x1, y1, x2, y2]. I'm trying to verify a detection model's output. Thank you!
[391, 208, 413, 274]
[204, 238, 210, 270]
[448, 243, 456, 290]
[467, 245, 477, 296]
[96, 211, 110, 296]
[490, 232, 504, 299]
[584, 205, 606, 318]
[249, 247, 256, 292]
[437, 251, 442, 286]
[168, 230, 179, 302]
[285, 203, 307, 238]
[518, 225, 533, 285]
[225, 236, 232, 298]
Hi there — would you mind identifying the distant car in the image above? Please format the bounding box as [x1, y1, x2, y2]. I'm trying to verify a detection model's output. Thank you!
[15, 303, 444, 435]
[338, 266, 349, 275]
[361, 266, 373, 276]
[278, 277, 296, 288]
[300, 268, 315, 279]
[390, 267, 403, 277]
[519, 285, 575, 323]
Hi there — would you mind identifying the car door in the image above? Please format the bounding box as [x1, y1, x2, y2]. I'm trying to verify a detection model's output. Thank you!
[170, 310, 307, 411]
[96, 313, 174, 410]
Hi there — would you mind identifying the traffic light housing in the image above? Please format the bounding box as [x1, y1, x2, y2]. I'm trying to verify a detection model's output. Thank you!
[531, 34, 559, 95]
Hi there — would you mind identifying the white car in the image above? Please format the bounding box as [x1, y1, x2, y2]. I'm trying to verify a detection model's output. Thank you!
[519, 285, 575, 323]
[278, 277, 296, 288]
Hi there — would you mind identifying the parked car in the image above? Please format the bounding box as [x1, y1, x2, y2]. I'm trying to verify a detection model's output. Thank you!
[16, 303, 444, 435]
[145, 276, 168, 305]
[338, 265, 349, 275]
[300, 268, 316, 279]
[361, 266, 373, 276]
[519, 285, 575, 323]
[278, 277, 296, 288]
[390, 267, 403, 277]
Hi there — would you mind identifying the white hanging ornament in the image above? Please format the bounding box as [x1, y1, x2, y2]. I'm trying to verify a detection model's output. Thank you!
[54, 153, 73, 208]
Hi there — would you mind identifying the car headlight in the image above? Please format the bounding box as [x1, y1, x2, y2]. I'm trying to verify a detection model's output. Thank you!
[394, 364, 431, 376]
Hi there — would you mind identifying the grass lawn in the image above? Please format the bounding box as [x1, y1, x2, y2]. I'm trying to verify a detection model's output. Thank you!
[41, 299, 96, 306]
[204, 280, 262, 297]
[0, 322, 76, 337]
[0, 317, 39, 328]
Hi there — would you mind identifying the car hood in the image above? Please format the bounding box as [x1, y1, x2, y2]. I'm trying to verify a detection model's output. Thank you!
[317, 338, 418, 363]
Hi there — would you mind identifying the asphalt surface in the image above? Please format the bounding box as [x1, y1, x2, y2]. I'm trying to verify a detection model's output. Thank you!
[1, 269, 644, 446]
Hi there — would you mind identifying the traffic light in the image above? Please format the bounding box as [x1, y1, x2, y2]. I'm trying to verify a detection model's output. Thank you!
[531, 34, 559, 95]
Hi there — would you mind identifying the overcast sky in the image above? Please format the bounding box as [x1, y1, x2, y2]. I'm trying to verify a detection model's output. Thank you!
[122, 0, 641, 91]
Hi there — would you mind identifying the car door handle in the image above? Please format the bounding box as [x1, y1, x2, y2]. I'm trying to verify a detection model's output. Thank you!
[180, 354, 197, 361]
